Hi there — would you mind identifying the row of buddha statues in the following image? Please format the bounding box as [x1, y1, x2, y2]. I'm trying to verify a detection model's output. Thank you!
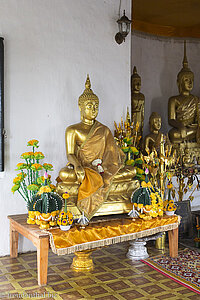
[132, 41, 200, 154]
[56, 41, 200, 223]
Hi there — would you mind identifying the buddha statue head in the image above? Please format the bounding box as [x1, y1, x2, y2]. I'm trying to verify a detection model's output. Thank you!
[149, 112, 161, 133]
[78, 75, 99, 122]
[131, 66, 141, 93]
[177, 41, 194, 94]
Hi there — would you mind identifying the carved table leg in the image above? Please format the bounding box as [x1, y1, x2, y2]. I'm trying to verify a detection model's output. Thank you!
[71, 250, 95, 272]
[37, 238, 49, 286]
[168, 227, 179, 258]
[10, 222, 19, 258]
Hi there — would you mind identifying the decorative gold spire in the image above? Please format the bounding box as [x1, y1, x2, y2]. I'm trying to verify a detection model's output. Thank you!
[131, 66, 141, 79]
[78, 74, 99, 106]
[183, 40, 188, 69]
[85, 74, 91, 89]
[126, 107, 131, 124]
[177, 40, 193, 80]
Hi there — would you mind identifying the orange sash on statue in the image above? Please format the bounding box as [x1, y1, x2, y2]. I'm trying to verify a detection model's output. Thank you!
[77, 121, 125, 219]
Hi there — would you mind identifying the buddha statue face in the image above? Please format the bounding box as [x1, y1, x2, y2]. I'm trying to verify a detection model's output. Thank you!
[149, 112, 161, 133]
[132, 78, 141, 92]
[79, 99, 99, 121]
[177, 72, 194, 94]
[78, 75, 99, 123]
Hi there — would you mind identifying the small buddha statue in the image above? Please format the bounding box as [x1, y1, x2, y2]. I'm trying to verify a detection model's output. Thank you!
[131, 66, 145, 137]
[57, 75, 139, 220]
[144, 112, 163, 153]
[168, 41, 200, 144]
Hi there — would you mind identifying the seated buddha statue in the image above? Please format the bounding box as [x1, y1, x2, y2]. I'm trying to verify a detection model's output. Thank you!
[131, 66, 145, 138]
[144, 112, 163, 153]
[56, 75, 139, 220]
[168, 42, 200, 144]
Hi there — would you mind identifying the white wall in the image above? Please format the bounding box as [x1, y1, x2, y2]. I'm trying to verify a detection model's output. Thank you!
[0, 0, 131, 256]
[131, 32, 200, 209]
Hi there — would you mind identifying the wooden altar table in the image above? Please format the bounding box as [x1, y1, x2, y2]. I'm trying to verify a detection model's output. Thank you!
[8, 214, 180, 286]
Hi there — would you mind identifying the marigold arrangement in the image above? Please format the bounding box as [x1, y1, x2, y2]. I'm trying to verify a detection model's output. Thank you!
[163, 175, 177, 215]
[12, 139, 55, 211]
[11, 139, 63, 228]
[114, 109, 144, 181]
[130, 168, 163, 220]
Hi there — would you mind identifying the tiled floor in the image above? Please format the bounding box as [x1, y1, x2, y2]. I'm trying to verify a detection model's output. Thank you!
[0, 241, 199, 299]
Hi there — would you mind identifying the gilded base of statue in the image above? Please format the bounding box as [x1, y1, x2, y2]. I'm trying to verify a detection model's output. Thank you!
[57, 179, 139, 218]
[71, 250, 95, 272]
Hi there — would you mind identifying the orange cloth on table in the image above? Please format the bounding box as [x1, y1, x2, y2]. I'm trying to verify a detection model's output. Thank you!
[77, 120, 125, 220]
[50, 215, 179, 250]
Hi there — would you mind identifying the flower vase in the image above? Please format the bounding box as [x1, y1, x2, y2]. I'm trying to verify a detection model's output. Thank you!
[165, 211, 175, 216]
[60, 224, 71, 231]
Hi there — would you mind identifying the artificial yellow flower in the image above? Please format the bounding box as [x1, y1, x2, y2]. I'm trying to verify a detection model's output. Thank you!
[31, 163, 43, 171]
[37, 186, 51, 195]
[50, 184, 56, 192]
[151, 199, 157, 206]
[27, 139, 39, 147]
[150, 210, 158, 217]
[43, 163, 53, 171]
[141, 181, 152, 188]
[167, 205, 174, 211]
[145, 205, 152, 211]
[34, 152, 45, 160]
[167, 183, 173, 189]
[16, 163, 28, 170]
[158, 209, 163, 217]
[62, 192, 70, 199]
[139, 214, 146, 219]
[137, 203, 143, 209]
[150, 193, 157, 201]
[21, 152, 34, 159]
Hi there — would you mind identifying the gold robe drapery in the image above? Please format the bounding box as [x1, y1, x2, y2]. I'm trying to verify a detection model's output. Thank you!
[77, 121, 125, 219]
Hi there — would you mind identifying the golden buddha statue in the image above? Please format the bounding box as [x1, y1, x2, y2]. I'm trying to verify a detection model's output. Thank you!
[144, 112, 163, 153]
[57, 75, 139, 220]
[131, 66, 145, 137]
[168, 42, 200, 144]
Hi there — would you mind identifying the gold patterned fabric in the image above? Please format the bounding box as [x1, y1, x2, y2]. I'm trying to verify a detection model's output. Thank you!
[77, 120, 125, 220]
[48, 215, 180, 255]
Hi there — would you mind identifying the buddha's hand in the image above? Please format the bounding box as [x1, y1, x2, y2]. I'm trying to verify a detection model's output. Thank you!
[180, 125, 187, 139]
[75, 165, 85, 183]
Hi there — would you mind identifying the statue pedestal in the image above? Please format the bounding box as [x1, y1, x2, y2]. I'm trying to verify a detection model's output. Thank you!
[127, 233, 163, 261]
[127, 240, 149, 260]
[71, 250, 95, 272]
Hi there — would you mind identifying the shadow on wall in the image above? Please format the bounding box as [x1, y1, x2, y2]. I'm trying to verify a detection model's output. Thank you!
[150, 45, 179, 136]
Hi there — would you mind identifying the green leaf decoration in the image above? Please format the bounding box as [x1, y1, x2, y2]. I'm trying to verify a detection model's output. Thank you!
[123, 137, 133, 145]
[136, 174, 145, 181]
[27, 184, 39, 192]
[11, 184, 20, 193]
[37, 176, 44, 184]
[130, 147, 139, 155]
[122, 147, 129, 153]
[126, 159, 135, 166]
[136, 167, 144, 175]
[135, 158, 143, 164]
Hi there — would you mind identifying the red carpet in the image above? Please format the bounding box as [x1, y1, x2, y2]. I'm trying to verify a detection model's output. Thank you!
[142, 249, 200, 294]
